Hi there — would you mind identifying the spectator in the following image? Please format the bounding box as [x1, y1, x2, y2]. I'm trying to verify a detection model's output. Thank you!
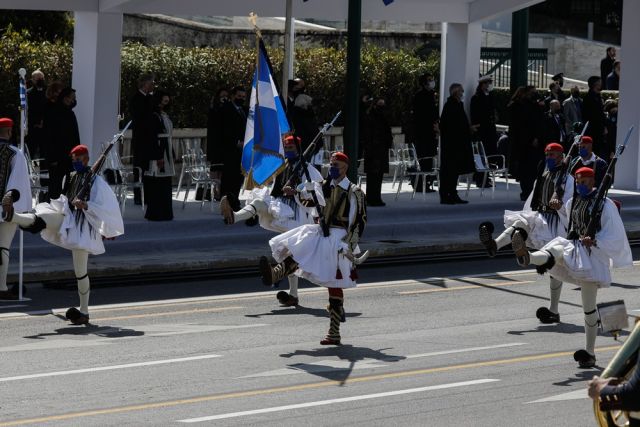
[562, 86, 583, 135]
[358, 94, 373, 160]
[205, 87, 229, 201]
[438, 83, 476, 205]
[543, 99, 567, 148]
[510, 86, 545, 201]
[410, 73, 439, 192]
[26, 69, 47, 158]
[604, 99, 618, 160]
[552, 72, 565, 89]
[544, 82, 566, 110]
[129, 73, 156, 205]
[218, 85, 248, 208]
[43, 87, 80, 200]
[600, 47, 616, 90]
[289, 79, 321, 169]
[144, 90, 175, 221]
[362, 97, 392, 206]
[470, 75, 498, 188]
[582, 76, 608, 160]
[606, 60, 620, 91]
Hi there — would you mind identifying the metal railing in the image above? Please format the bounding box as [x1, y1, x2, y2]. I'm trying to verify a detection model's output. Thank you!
[480, 47, 549, 88]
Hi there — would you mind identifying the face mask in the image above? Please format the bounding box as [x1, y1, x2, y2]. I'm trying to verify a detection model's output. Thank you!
[576, 183, 592, 197]
[427, 81, 436, 90]
[329, 166, 341, 180]
[35, 80, 45, 89]
[284, 150, 297, 160]
[72, 160, 86, 172]
[234, 99, 244, 107]
[545, 158, 558, 170]
[579, 147, 589, 158]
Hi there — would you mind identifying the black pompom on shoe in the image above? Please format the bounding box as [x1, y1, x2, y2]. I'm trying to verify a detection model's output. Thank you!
[536, 307, 560, 324]
[479, 222, 497, 257]
[574, 349, 596, 369]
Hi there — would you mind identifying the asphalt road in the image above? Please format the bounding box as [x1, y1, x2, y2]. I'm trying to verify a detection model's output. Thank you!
[1, 254, 639, 427]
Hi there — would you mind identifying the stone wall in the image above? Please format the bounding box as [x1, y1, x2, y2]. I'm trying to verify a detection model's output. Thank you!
[123, 14, 440, 52]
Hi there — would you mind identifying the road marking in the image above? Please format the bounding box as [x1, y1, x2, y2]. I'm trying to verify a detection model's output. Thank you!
[0, 346, 620, 426]
[93, 306, 243, 321]
[242, 342, 527, 378]
[0, 354, 221, 383]
[398, 280, 534, 295]
[527, 388, 587, 403]
[177, 379, 501, 423]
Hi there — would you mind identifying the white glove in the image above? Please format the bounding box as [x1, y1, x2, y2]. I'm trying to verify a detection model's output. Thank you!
[296, 182, 315, 192]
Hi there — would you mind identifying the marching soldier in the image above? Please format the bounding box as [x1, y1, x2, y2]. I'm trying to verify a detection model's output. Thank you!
[511, 167, 632, 368]
[259, 152, 366, 345]
[0, 118, 32, 300]
[568, 136, 608, 187]
[4, 144, 124, 323]
[479, 142, 574, 324]
[220, 135, 325, 306]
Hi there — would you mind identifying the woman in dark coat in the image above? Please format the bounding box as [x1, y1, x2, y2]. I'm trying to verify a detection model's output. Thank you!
[438, 84, 476, 204]
[363, 97, 393, 206]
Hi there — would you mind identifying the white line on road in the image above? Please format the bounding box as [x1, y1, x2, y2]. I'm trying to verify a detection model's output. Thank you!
[405, 342, 527, 359]
[177, 378, 501, 423]
[527, 388, 587, 403]
[0, 354, 221, 383]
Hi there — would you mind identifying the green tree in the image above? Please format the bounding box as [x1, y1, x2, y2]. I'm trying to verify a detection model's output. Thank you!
[0, 11, 73, 42]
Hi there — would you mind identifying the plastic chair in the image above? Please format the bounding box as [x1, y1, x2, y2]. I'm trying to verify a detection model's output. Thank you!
[181, 152, 217, 211]
[465, 141, 509, 199]
[176, 139, 204, 196]
[395, 144, 438, 201]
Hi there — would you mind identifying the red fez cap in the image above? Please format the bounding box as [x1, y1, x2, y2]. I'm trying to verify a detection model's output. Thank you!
[580, 136, 593, 145]
[283, 135, 301, 146]
[545, 143, 564, 153]
[70, 144, 89, 156]
[0, 118, 14, 128]
[575, 167, 595, 178]
[331, 151, 349, 164]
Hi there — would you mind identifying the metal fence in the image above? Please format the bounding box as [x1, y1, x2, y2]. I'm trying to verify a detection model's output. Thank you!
[480, 47, 549, 88]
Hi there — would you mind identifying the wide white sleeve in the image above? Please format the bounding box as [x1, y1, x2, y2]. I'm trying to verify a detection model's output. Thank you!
[595, 199, 632, 268]
[297, 166, 325, 207]
[85, 176, 124, 238]
[7, 148, 32, 214]
[561, 174, 574, 206]
[522, 180, 535, 212]
[348, 190, 357, 226]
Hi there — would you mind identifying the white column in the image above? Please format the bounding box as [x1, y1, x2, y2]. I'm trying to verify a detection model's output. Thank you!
[439, 22, 482, 113]
[72, 11, 123, 159]
[615, 0, 640, 190]
[282, 0, 295, 100]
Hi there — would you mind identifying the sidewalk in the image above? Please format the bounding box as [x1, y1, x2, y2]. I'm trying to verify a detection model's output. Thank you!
[7, 179, 640, 282]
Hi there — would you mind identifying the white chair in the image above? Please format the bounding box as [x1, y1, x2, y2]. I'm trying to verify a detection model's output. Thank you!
[389, 148, 404, 188]
[357, 158, 366, 187]
[23, 146, 48, 203]
[176, 138, 204, 196]
[465, 140, 509, 199]
[118, 155, 144, 212]
[394, 144, 438, 201]
[181, 152, 218, 211]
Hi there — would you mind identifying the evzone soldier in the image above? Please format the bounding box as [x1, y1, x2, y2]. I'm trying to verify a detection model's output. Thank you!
[511, 167, 632, 368]
[0, 118, 32, 300]
[219, 135, 325, 306]
[259, 152, 366, 345]
[3, 144, 124, 324]
[479, 142, 574, 324]
[569, 136, 607, 187]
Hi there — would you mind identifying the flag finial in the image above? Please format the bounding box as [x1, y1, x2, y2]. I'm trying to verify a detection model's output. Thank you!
[248, 12, 262, 38]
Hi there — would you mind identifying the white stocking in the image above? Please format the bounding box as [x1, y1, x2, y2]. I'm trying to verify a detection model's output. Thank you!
[234, 199, 268, 222]
[72, 250, 90, 315]
[529, 245, 564, 266]
[287, 274, 298, 298]
[11, 211, 64, 230]
[581, 283, 599, 356]
[548, 277, 563, 314]
[495, 220, 528, 250]
[0, 222, 17, 291]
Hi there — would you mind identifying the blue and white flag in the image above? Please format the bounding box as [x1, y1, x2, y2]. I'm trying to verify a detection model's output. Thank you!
[19, 75, 27, 132]
[241, 40, 290, 188]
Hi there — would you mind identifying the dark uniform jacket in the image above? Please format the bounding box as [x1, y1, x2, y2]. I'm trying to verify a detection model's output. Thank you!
[362, 107, 393, 174]
[411, 88, 439, 158]
[129, 91, 157, 169]
[470, 90, 498, 155]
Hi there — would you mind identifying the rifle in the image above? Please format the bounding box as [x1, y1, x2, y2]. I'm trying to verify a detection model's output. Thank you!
[584, 126, 634, 240]
[555, 121, 589, 198]
[75, 121, 132, 202]
[284, 111, 341, 237]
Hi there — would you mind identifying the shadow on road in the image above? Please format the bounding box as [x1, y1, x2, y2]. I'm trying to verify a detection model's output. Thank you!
[278, 345, 405, 385]
[24, 324, 145, 340]
[553, 368, 604, 387]
[507, 322, 585, 336]
[245, 305, 362, 320]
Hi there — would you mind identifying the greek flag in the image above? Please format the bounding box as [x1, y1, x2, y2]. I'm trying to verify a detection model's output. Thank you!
[241, 40, 290, 188]
[19, 76, 27, 131]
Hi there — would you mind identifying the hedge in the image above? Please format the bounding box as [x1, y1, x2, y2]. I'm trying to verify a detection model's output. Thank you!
[0, 30, 439, 128]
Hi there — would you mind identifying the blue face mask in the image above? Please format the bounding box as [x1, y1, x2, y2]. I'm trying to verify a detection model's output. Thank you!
[576, 183, 593, 197]
[329, 166, 341, 180]
[579, 147, 589, 158]
[545, 158, 558, 171]
[72, 160, 86, 172]
[284, 150, 297, 160]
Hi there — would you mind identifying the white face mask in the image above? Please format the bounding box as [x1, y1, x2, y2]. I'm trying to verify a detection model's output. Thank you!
[427, 81, 436, 90]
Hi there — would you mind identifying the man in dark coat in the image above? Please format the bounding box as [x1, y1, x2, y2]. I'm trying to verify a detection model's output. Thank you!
[411, 73, 439, 188]
[289, 79, 320, 167]
[582, 76, 608, 160]
[439, 83, 476, 204]
[543, 99, 567, 147]
[600, 47, 616, 90]
[43, 87, 80, 200]
[218, 86, 248, 209]
[26, 70, 47, 158]
[362, 98, 393, 206]
[470, 75, 498, 187]
[606, 61, 620, 91]
[204, 87, 229, 201]
[129, 74, 156, 205]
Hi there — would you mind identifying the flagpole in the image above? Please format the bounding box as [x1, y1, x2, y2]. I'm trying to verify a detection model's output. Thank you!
[246, 13, 264, 189]
[17, 68, 27, 301]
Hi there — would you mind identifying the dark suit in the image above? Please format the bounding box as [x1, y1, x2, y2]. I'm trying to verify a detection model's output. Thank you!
[543, 111, 567, 146]
[600, 56, 615, 90]
[26, 87, 47, 158]
[219, 101, 248, 204]
[470, 90, 498, 155]
[582, 90, 607, 160]
[129, 90, 156, 204]
[42, 102, 80, 199]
